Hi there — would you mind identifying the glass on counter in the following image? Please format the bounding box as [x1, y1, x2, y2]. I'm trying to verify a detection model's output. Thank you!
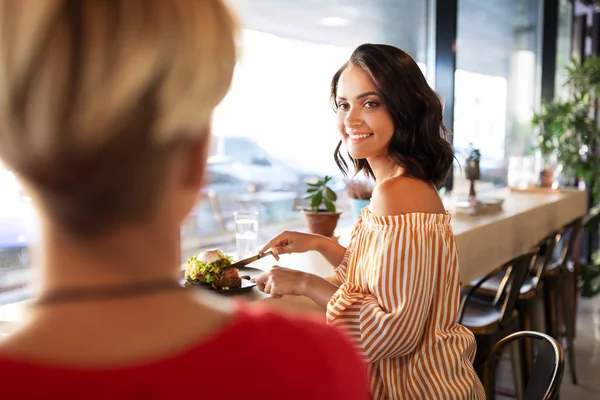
[233, 211, 259, 260]
[508, 155, 539, 189]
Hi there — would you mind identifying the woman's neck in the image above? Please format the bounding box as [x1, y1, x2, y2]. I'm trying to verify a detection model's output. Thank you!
[37, 221, 181, 294]
[367, 156, 403, 183]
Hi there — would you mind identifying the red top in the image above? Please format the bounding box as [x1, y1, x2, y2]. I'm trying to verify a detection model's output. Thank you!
[0, 306, 370, 399]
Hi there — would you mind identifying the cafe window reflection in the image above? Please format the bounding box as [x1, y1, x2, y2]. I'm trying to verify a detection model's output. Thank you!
[555, 0, 573, 101]
[453, 0, 543, 195]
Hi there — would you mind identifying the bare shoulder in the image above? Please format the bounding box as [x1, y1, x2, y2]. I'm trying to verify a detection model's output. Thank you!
[371, 176, 445, 216]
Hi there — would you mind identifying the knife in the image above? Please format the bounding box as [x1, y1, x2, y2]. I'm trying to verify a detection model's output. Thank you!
[227, 251, 273, 269]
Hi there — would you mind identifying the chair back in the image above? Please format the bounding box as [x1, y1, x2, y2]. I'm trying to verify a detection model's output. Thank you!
[499, 251, 536, 327]
[458, 251, 537, 327]
[475, 331, 564, 400]
[552, 218, 583, 270]
[530, 234, 558, 289]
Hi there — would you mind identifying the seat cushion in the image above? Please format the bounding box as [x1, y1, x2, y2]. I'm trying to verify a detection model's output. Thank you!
[465, 272, 538, 298]
[460, 297, 503, 333]
[542, 259, 562, 276]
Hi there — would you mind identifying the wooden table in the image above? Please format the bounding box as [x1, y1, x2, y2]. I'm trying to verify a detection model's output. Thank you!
[0, 187, 588, 325]
[450, 188, 586, 284]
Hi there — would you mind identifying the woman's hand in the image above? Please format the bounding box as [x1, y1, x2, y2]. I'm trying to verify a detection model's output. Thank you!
[259, 231, 347, 268]
[252, 266, 310, 299]
[252, 266, 340, 307]
[259, 231, 321, 261]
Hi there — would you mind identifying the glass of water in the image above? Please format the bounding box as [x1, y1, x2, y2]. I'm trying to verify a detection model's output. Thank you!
[234, 211, 259, 260]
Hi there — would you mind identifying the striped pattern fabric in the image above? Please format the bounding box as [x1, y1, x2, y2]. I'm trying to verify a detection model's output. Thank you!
[326, 208, 485, 399]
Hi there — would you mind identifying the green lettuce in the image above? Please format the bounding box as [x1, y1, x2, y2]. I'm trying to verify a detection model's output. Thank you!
[185, 251, 233, 284]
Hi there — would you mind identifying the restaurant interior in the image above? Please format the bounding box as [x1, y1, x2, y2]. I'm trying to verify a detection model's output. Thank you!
[1, 0, 600, 398]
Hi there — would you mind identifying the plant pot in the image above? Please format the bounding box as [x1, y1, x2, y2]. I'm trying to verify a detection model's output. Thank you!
[349, 198, 370, 219]
[540, 168, 554, 188]
[301, 210, 341, 237]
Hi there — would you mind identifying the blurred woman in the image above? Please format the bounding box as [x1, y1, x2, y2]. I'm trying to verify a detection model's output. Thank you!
[256, 44, 485, 399]
[0, 1, 368, 399]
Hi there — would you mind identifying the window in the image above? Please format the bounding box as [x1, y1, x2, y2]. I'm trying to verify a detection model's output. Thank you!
[453, 0, 543, 193]
[181, 0, 431, 257]
[0, 162, 37, 305]
[0, 2, 431, 304]
[555, 0, 573, 101]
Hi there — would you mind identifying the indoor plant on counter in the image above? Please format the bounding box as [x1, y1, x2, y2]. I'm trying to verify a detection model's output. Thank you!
[532, 56, 600, 200]
[533, 56, 600, 328]
[301, 175, 341, 238]
[532, 56, 600, 267]
[346, 178, 374, 219]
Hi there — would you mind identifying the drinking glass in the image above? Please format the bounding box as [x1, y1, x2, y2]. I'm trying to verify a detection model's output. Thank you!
[234, 211, 259, 260]
[508, 155, 538, 188]
[507, 156, 524, 188]
[521, 155, 537, 187]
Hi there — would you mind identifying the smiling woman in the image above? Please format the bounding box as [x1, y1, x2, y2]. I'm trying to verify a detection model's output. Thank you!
[257, 43, 485, 400]
[178, 0, 431, 255]
[332, 44, 454, 186]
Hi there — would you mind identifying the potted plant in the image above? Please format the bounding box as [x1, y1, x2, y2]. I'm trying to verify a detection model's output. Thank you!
[532, 57, 600, 199]
[533, 100, 589, 189]
[533, 56, 600, 305]
[301, 175, 341, 237]
[464, 143, 481, 200]
[346, 179, 374, 218]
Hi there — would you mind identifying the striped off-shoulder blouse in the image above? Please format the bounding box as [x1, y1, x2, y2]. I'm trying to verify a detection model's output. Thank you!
[326, 208, 485, 400]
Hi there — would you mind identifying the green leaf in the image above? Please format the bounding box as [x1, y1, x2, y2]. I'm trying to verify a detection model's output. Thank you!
[325, 187, 337, 201]
[323, 197, 336, 212]
[580, 260, 600, 298]
[301, 193, 312, 200]
[310, 190, 322, 210]
[306, 187, 318, 193]
[306, 182, 320, 187]
[584, 204, 600, 230]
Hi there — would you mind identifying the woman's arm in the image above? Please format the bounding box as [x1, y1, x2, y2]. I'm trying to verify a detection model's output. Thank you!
[327, 177, 448, 362]
[312, 235, 347, 268]
[255, 235, 352, 303]
[327, 236, 443, 362]
[259, 231, 348, 268]
[254, 268, 341, 306]
[300, 273, 340, 309]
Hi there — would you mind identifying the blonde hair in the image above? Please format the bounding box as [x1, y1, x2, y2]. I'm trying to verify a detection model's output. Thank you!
[0, 0, 238, 234]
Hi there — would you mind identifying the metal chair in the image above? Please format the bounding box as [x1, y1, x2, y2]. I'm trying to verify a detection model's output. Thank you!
[463, 233, 558, 381]
[542, 218, 582, 386]
[458, 250, 538, 399]
[475, 331, 565, 400]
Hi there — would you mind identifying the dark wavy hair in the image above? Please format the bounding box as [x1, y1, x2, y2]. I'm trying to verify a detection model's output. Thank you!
[331, 43, 454, 187]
